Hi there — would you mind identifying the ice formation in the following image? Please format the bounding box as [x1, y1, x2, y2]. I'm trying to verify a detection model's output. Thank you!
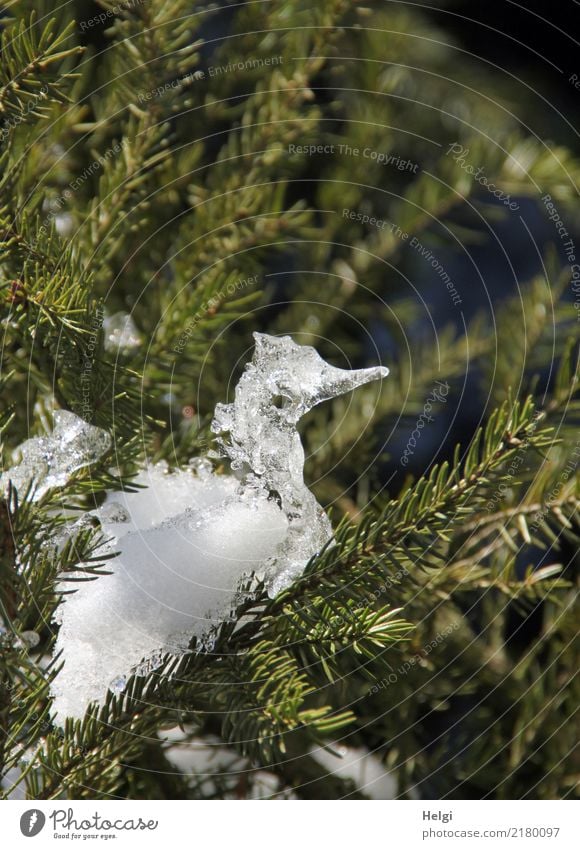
[211, 333, 388, 592]
[0, 410, 111, 502]
[103, 311, 141, 353]
[48, 333, 387, 722]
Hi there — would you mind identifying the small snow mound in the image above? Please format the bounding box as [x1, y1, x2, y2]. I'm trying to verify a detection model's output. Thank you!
[51, 465, 287, 722]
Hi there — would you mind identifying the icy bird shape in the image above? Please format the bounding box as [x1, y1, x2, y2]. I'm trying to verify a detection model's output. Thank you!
[50, 334, 388, 722]
[212, 333, 389, 592]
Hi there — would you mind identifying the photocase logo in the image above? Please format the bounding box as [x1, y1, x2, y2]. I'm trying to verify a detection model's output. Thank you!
[20, 809, 46, 837]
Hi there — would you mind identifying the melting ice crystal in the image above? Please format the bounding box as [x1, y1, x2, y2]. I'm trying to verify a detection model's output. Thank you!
[0, 410, 111, 502]
[46, 334, 387, 722]
[212, 333, 388, 592]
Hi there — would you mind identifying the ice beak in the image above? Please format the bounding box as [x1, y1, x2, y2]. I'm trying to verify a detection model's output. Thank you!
[316, 362, 389, 404]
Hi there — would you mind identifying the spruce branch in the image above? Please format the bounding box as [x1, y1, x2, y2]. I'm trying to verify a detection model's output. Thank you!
[0, 15, 82, 134]
[275, 396, 555, 605]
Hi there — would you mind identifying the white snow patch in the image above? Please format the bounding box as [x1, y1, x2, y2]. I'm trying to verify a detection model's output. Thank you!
[0, 766, 27, 800]
[51, 465, 287, 722]
[309, 743, 397, 799]
[162, 729, 295, 799]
